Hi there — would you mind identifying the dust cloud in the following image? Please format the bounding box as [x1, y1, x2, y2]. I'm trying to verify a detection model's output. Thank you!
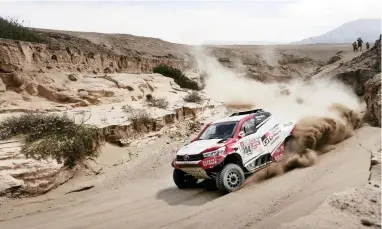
[191, 46, 362, 123]
[257, 45, 281, 67]
[250, 104, 362, 183]
[190, 46, 364, 182]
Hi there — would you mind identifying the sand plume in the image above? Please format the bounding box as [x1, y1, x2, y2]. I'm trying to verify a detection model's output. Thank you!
[250, 103, 363, 183]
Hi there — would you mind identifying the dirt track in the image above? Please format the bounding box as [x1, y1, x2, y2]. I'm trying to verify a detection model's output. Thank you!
[0, 125, 379, 229]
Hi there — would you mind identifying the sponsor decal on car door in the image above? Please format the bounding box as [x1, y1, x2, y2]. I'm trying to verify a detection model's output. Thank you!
[238, 134, 264, 164]
[261, 124, 283, 153]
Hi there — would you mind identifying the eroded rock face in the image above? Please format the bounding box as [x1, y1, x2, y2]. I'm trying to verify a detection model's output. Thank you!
[335, 69, 377, 95]
[0, 39, 189, 76]
[0, 139, 74, 197]
[0, 63, 20, 73]
[0, 72, 24, 88]
[364, 73, 381, 127]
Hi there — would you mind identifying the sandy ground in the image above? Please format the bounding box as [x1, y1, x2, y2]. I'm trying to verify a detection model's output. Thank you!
[0, 121, 379, 229]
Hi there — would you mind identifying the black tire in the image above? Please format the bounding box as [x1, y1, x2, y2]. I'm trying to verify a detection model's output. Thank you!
[215, 163, 245, 193]
[173, 169, 198, 189]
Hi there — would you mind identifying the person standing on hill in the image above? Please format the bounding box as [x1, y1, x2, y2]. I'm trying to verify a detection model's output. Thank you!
[353, 41, 358, 52]
[366, 42, 370, 50]
[357, 37, 363, 51]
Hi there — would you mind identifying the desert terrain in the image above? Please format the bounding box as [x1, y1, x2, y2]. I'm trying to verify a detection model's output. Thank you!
[0, 25, 381, 229]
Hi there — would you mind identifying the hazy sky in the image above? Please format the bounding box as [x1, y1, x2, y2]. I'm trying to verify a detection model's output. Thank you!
[0, 0, 381, 44]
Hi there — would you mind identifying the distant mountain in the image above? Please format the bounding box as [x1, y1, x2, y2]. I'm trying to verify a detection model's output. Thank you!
[292, 18, 381, 44]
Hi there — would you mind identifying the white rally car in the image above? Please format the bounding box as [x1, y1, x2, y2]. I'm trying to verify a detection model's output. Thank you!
[171, 109, 296, 193]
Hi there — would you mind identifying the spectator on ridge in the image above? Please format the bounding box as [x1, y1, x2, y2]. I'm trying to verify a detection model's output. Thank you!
[357, 37, 363, 51]
[352, 41, 358, 52]
[366, 42, 370, 50]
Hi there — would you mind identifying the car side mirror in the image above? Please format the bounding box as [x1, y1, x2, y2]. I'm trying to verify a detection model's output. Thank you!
[238, 131, 245, 138]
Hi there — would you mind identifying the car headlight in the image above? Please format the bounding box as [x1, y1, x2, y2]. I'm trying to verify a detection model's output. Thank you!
[203, 146, 226, 158]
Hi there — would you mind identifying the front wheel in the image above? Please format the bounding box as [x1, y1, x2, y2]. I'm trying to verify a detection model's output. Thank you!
[215, 163, 245, 193]
[173, 169, 198, 189]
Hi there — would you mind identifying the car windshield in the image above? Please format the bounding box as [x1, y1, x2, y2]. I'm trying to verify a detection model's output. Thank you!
[198, 121, 238, 140]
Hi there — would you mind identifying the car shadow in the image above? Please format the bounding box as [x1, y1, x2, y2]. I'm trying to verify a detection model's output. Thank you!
[156, 180, 223, 206]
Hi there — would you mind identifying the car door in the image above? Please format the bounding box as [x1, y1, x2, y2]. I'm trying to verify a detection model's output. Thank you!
[237, 118, 265, 165]
[252, 112, 277, 153]
[257, 119, 283, 154]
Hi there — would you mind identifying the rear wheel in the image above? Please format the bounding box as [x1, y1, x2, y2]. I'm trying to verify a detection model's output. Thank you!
[215, 163, 245, 193]
[173, 169, 198, 189]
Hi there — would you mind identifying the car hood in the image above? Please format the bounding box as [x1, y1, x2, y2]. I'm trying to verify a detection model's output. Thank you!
[177, 139, 224, 156]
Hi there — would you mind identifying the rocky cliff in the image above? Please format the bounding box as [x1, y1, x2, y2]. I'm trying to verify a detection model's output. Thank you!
[364, 73, 381, 127]
[0, 38, 189, 76]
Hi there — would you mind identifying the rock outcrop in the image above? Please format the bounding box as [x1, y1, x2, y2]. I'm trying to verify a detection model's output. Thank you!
[0, 138, 74, 197]
[100, 105, 208, 146]
[335, 69, 377, 95]
[0, 72, 199, 112]
[327, 52, 343, 64]
[364, 73, 381, 127]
